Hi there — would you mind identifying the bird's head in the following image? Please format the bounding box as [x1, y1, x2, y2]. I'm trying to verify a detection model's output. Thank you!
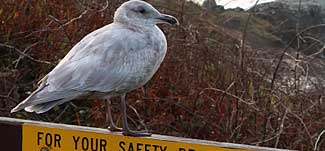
[114, 0, 179, 27]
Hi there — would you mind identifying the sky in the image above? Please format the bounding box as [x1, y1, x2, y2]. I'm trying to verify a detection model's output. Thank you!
[190, 0, 275, 10]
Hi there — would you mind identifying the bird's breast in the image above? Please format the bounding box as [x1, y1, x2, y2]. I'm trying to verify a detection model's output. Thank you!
[118, 27, 167, 91]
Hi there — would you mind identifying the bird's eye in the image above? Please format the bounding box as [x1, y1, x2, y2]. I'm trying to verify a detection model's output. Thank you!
[134, 6, 146, 14]
[139, 8, 146, 14]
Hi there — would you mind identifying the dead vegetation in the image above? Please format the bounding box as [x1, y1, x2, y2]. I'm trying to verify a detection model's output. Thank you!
[0, 0, 324, 150]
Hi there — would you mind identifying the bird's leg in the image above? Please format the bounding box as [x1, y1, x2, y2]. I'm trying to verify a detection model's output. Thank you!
[106, 99, 122, 131]
[120, 94, 151, 136]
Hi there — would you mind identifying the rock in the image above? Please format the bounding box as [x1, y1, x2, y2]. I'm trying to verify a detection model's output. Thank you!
[202, 0, 217, 10]
[202, 0, 225, 12]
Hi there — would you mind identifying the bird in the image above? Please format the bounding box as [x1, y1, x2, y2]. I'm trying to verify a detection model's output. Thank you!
[11, 0, 178, 137]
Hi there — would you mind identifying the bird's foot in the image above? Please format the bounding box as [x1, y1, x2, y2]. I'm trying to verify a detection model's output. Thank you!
[122, 129, 151, 137]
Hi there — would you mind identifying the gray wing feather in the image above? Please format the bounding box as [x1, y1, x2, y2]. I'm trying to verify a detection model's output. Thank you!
[47, 24, 148, 92]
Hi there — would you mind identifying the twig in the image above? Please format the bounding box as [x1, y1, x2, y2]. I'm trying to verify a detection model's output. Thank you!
[219, 81, 235, 102]
[314, 130, 325, 151]
[61, 10, 88, 27]
[274, 109, 288, 148]
[294, 0, 302, 92]
[0, 95, 18, 103]
[13, 42, 42, 68]
[48, 15, 74, 47]
[53, 104, 70, 122]
[252, 132, 282, 145]
[0, 43, 53, 65]
[239, 0, 260, 70]
[157, 97, 195, 115]
[200, 87, 256, 107]
[303, 36, 325, 58]
[280, 103, 314, 146]
[75, 0, 109, 12]
[229, 117, 245, 142]
[126, 115, 138, 129]
[128, 104, 148, 130]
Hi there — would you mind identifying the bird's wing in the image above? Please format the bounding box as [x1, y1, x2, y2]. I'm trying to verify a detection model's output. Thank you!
[46, 24, 150, 93]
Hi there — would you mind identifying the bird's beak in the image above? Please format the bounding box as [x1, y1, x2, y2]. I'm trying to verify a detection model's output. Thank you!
[156, 14, 179, 25]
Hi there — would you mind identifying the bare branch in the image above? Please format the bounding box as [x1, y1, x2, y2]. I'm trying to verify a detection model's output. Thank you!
[0, 43, 53, 65]
[314, 130, 325, 151]
[199, 87, 257, 108]
[275, 109, 288, 148]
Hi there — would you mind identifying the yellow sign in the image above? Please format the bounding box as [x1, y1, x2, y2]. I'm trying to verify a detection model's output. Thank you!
[22, 124, 249, 151]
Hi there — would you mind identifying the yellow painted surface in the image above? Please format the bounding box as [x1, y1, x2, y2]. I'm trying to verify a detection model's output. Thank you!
[22, 124, 250, 151]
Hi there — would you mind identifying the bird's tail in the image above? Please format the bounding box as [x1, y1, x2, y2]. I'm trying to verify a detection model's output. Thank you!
[10, 85, 81, 114]
[24, 97, 74, 114]
[10, 85, 46, 113]
[11, 94, 78, 114]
